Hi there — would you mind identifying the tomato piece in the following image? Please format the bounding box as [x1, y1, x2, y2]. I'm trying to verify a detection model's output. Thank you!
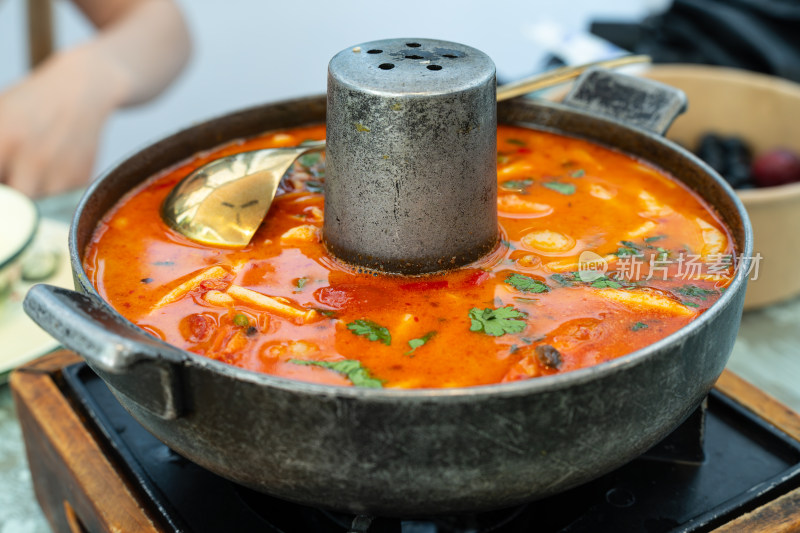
[463, 270, 490, 287]
[399, 280, 449, 291]
[315, 284, 387, 310]
[200, 278, 231, 292]
[315, 287, 352, 309]
[180, 313, 214, 343]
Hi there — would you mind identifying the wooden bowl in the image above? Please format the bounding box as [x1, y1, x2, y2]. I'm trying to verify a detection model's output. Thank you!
[642, 65, 800, 309]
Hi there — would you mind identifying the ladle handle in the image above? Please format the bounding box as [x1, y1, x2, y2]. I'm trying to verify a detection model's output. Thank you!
[297, 139, 326, 152]
[24, 284, 186, 419]
[562, 67, 688, 135]
[496, 55, 651, 102]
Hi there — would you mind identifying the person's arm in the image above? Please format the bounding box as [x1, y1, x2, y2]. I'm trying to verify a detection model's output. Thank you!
[0, 0, 191, 197]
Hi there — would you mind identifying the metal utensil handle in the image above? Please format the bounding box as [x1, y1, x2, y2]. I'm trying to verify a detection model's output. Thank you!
[296, 139, 326, 152]
[496, 55, 651, 102]
[562, 67, 688, 135]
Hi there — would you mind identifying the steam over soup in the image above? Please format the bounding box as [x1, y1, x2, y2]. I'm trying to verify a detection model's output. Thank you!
[84, 124, 736, 388]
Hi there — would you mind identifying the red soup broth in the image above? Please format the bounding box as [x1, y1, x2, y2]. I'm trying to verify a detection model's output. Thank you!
[84, 124, 735, 389]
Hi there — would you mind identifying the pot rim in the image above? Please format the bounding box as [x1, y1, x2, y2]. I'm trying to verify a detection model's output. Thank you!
[70, 95, 753, 401]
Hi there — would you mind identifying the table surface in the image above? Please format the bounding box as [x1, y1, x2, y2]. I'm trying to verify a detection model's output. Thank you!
[1, 193, 799, 532]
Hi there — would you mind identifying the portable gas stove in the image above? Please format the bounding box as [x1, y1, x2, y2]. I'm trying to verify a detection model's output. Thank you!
[10, 350, 800, 532]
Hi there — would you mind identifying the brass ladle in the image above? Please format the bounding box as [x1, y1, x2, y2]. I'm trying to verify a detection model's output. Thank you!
[162, 55, 650, 248]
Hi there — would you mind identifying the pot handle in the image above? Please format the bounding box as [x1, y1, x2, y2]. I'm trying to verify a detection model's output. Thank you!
[24, 284, 187, 419]
[562, 67, 687, 135]
[24, 284, 186, 372]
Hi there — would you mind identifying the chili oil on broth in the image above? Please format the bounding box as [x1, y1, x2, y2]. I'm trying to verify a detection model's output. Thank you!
[83, 124, 735, 389]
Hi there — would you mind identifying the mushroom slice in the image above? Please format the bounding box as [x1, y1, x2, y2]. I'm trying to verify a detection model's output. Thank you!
[154, 266, 228, 308]
[521, 230, 575, 253]
[307, 206, 324, 222]
[227, 284, 317, 322]
[696, 218, 726, 258]
[280, 224, 321, 245]
[638, 190, 674, 217]
[626, 221, 657, 239]
[516, 254, 541, 268]
[497, 161, 535, 177]
[204, 289, 234, 307]
[589, 184, 616, 200]
[593, 288, 695, 316]
[497, 195, 552, 215]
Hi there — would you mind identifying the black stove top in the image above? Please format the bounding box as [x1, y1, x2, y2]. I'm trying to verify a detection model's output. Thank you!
[62, 363, 800, 533]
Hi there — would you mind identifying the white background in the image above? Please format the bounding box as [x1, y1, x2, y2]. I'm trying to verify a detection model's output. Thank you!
[0, 0, 661, 175]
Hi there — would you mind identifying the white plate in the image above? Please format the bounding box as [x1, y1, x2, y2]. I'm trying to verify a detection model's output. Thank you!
[0, 219, 72, 381]
[0, 184, 38, 267]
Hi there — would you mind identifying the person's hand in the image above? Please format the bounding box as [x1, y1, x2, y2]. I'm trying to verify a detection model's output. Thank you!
[0, 45, 127, 197]
[0, 0, 189, 198]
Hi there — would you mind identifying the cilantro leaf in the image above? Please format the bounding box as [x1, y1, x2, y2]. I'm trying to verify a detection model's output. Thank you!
[615, 240, 651, 258]
[468, 307, 527, 337]
[551, 273, 574, 287]
[289, 359, 383, 388]
[295, 277, 308, 290]
[305, 179, 324, 193]
[543, 181, 576, 195]
[682, 300, 701, 308]
[406, 331, 436, 355]
[644, 235, 666, 243]
[590, 277, 622, 289]
[655, 247, 670, 261]
[505, 273, 549, 294]
[631, 322, 648, 331]
[676, 285, 718, 300]
[501, 179, 534, 193]
[407, 339, 424, 352]
[347, 319, 391, 345]
[569, 168, 586, 178]
[550, 271, 631, 289]
[299, 153, 321, 167]
[614, 245, 639, 257]
[507, 138, 526, 146]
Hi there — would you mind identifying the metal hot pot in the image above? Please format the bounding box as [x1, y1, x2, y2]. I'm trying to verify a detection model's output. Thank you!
[24, 39, 751, 516]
